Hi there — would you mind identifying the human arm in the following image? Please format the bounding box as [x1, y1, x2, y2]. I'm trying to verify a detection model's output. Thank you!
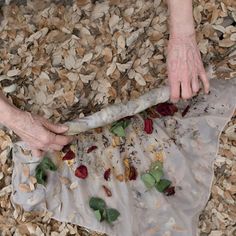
[0, 91, 73, 157]
[166, 0, 209, 102]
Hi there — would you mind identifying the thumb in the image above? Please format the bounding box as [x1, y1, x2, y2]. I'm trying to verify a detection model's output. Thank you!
[42, 119, 69, 134]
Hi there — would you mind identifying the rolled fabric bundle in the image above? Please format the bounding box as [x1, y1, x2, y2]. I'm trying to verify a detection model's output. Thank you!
[64, 86, 170, 135]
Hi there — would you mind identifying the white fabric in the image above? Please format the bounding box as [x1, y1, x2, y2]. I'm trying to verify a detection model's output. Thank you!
[11, 78, 236, 236]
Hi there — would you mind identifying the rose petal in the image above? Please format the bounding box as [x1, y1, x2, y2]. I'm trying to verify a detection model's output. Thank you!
[156, 102, 178, 116]
[144, 118, 153, 134]
[87, 145, 98, 153]
[62, 149, 75, 160]
[102, 185, 112, 197]
[104, 168, 111, 181]
[75, 165, 88, 179]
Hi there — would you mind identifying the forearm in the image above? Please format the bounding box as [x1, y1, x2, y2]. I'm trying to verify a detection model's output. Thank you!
[0, 91, 21, 127]
[167, 0, 195, 37]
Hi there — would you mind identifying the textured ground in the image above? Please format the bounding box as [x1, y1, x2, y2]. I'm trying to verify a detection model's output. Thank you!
[0, 0, 235, 235]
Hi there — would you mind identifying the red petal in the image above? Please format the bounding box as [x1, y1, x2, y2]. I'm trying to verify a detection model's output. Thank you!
[156, 102, 178, 116]
[144, 118, 153, 134]
[62, 150, 75, 160]
[87, 145, 98, 153]
[75, 165, 88, 179]
[164, 186, 175, 196]
[129, 166, 137, 180]
[104, 168, 111, 181]
[102, 185, 112, 197]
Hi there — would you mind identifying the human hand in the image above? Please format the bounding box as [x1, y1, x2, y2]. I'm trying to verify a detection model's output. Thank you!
[9, 111, 74, 157]
[167, 34, 210, 103]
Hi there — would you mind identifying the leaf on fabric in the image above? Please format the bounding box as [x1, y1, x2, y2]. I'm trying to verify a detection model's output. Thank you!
[35, 157, 57, 185]
[40, 157, 57, 171]
[155, 179, 172, 193]
[89, 197, 106, 211]
[106, 208, 120, 223]
[35, 166, 47, 185]
[110, 119, 131, 137]
[149, 169, 163, 183]
[150, 161, 163, 171]
[94, 210, 102, 222]
[141, 173, 156, 189]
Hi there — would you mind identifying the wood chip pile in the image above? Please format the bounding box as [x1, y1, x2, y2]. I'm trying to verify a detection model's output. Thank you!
[0, 0, 235, 235]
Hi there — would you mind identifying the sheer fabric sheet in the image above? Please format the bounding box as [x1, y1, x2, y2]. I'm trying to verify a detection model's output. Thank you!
[11, 78, 236, 236]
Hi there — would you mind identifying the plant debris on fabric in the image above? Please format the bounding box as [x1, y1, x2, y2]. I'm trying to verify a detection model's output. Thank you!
[0, 0, 235, 235]
[89, 197, 120, 224]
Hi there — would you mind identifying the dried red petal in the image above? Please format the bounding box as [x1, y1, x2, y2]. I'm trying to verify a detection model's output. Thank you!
[129, 166, 137, 181]
[87, 145, 98, 153]
[164, 186, 175, 196]
[75, 165, 88, 179]
[144, 118, 153, 134]
[102, 185, 112, 197]
[104, 168, 111, 181]
[182, 105, 190, 117]
[62, 144, 71, 153]
[62, 149, 75, 160]
[156, 102, 178, 116]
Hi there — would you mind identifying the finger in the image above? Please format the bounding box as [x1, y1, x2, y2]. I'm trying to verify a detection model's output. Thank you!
[169, 78, 180, 103]
[40, 118, 69, 134]
[32, 149, 45, 157]
[199, 67, 210, 94]
[52, 134, 73, 146]
[191, 77, 200, 94]
[48, 144, 63, 151]
[181, 80, 192, 100]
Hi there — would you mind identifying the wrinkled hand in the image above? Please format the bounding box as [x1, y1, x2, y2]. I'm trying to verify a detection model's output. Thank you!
[167, 34, 210, 103]
[9, 111, 73, 157]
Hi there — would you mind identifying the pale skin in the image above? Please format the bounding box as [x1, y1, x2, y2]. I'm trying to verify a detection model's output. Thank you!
[0, 0, 209, 157]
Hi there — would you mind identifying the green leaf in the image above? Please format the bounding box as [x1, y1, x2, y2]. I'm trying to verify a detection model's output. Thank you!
[122, 119, 131, 129]
[35, 166, 47, 185]
[94, 210, 102, 222]
[40, 157, 57, 171]
[110, 125, 126, 137]
[149, 169, 163, 183]
[101, 209, 107, 222]
[110, 119, 131, 137]
[35, 157, 57, 185]
[150, 161, 163, 171]
[141, 173, 156, 189]
[89, 197, 106, 211]
[106, 208, 120, 223]
[155, 179, 171, 192]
